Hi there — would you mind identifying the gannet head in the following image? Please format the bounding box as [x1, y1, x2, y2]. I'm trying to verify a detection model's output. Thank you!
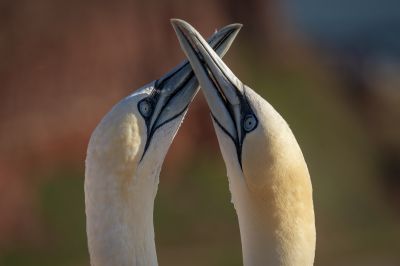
[84, 24, 241, 266]
[172, 19, 315, 266]
[86, 23, 242, 181]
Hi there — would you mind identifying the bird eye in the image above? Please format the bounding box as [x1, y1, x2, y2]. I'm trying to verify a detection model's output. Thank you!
[138, 99, 153, 118]
[243, 114, 257, 132]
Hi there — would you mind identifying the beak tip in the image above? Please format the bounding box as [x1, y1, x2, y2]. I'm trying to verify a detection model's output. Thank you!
[170, 18, 197, 37]
[220, 23, 243, 36]
[170, 18, 188, 29]
[234, 23, 243, 30]
[172, 19, 243, 41]
[170, 19, 190, 39]
[170, 18, 180, 31]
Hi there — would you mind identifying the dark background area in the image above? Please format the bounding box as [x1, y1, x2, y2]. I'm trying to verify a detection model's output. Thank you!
[1, 0, 399, 265]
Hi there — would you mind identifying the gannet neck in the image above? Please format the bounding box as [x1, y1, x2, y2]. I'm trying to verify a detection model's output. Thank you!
[85, 168, 159, 266]
[225, 166, 315, 266]
[85, 104, 160, 266]
[214, 123, 283, 265]
[213, 91, 316, 266]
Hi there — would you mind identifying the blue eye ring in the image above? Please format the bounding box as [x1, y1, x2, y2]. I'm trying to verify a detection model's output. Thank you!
[243, 114, 257, 132]
[138, 99, 153, 118]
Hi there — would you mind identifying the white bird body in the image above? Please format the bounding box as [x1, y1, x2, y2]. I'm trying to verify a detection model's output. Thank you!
[84, 25, 241, 266]
[172, 19, 316, 266]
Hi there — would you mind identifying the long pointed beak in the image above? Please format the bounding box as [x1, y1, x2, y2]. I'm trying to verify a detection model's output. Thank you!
[149, 22, 241, 131]
[171, 19, 245, 144]
[141, 22, 241, 157]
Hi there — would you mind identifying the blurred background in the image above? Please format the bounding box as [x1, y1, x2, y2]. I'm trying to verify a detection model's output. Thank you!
[1, 0, 399, 265]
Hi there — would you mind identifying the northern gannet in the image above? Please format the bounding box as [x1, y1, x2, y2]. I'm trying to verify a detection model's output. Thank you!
[172, 19, 316, 266]
[84, 24, 241, 266]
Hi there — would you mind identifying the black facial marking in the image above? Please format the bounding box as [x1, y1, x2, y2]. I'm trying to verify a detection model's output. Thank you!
[210, 89, 257, 168]
[190, 32, 258, 167]
[138, 27, 237, 161]
[139, 72, 193, 161]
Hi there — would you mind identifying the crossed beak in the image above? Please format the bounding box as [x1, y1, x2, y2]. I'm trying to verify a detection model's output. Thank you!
[171, 19, 248, 148]
[140, 21, 242, 157]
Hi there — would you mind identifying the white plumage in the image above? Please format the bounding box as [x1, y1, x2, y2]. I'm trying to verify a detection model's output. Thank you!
[172, 19, 316, 266]
[84, 25, 240, 266]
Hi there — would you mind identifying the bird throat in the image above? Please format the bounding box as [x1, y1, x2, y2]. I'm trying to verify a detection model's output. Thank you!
[85, 163, 160, 266]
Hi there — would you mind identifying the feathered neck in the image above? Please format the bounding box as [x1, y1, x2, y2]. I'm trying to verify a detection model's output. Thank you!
[226, 162, 315, 266]
[85, 154, 160, 266]
[213, 97, 316, 266]
[84, 111, 160, 266]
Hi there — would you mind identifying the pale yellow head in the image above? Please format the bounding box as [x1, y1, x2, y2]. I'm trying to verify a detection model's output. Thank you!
[84, 22, 242, 266]
[172, 19, 316, 266]
[85, 85, 187, 266]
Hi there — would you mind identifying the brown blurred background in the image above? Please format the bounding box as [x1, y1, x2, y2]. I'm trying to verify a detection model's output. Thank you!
[1, 0, 399, 265]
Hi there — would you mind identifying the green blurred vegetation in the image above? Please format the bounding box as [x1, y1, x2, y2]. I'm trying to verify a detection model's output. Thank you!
[0, 168, 88, 266]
